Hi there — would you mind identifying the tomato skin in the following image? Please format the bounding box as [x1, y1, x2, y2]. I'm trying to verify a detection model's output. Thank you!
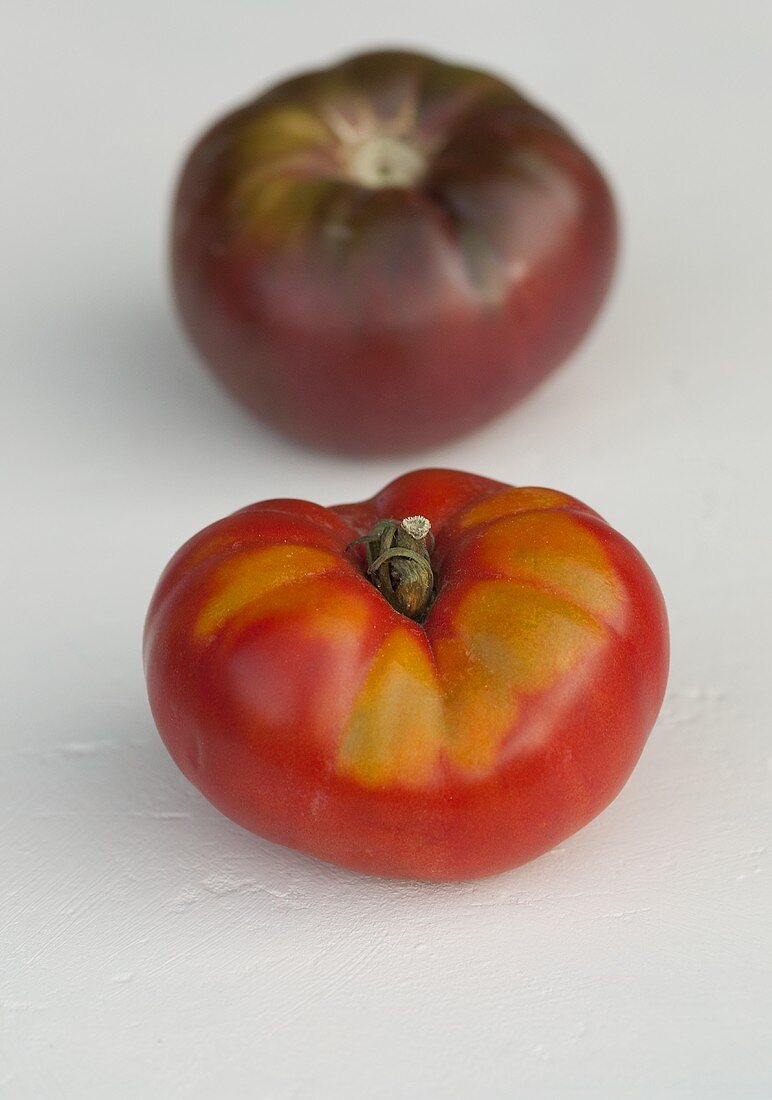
[172, 50, 617, 455]
[144, 470, 668, 881]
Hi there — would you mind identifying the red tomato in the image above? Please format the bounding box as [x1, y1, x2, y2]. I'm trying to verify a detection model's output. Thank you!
[144, 469, 668, 880]
[172, 49, 617, 454]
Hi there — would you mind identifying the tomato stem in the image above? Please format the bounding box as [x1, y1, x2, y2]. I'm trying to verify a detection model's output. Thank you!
[349, 516, 435, 622]
[346, 136, 427, 189]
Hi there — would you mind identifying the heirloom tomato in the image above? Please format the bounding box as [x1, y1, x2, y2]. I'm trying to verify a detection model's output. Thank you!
[144, 469, 668, 880]
[172, 49, 617, 454]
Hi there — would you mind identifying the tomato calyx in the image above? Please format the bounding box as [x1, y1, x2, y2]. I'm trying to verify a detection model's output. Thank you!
[345, 134, 427, 189]
[350, 516, 435, 622]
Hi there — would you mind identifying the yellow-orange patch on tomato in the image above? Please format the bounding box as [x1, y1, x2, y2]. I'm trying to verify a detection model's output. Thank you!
[454, 488, 575, 531]
[230, 105, 340, 242]
[459, 581, 605, 690]
[476, 512, 625, 627]
[195, 545, 340, 638]
[237, 106, 333, 166]
[338, 628, 444, 789]
[436, 581, 607, 773]
[244, 569, 368, 625]
[233, 176, 338, 244]
[433, 634, 518, 773]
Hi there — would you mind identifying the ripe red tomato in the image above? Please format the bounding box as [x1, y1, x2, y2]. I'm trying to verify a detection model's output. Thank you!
[172, 50, 617, 454]
[144, 469, 668, 880]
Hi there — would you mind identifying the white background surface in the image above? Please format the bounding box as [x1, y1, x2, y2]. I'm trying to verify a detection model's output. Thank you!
[3, 2, 771, 1096]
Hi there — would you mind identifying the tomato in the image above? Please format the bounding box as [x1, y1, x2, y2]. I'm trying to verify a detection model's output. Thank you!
[144, 469, 668, 880]
[172, 49, 617, 454]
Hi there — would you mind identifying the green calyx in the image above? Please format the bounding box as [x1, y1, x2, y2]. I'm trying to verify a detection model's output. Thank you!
[350, 516, 435, 622]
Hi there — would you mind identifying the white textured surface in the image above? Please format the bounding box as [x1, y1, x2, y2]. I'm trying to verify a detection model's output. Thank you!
[3, 2, 771, 1096]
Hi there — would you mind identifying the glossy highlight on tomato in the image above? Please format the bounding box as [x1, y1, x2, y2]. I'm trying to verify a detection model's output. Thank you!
[172, 49, 618, 454]
[144, 469, 668, 880]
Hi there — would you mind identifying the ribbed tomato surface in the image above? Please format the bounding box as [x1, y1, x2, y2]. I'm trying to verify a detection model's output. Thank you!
[144, 469, 668, 880]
